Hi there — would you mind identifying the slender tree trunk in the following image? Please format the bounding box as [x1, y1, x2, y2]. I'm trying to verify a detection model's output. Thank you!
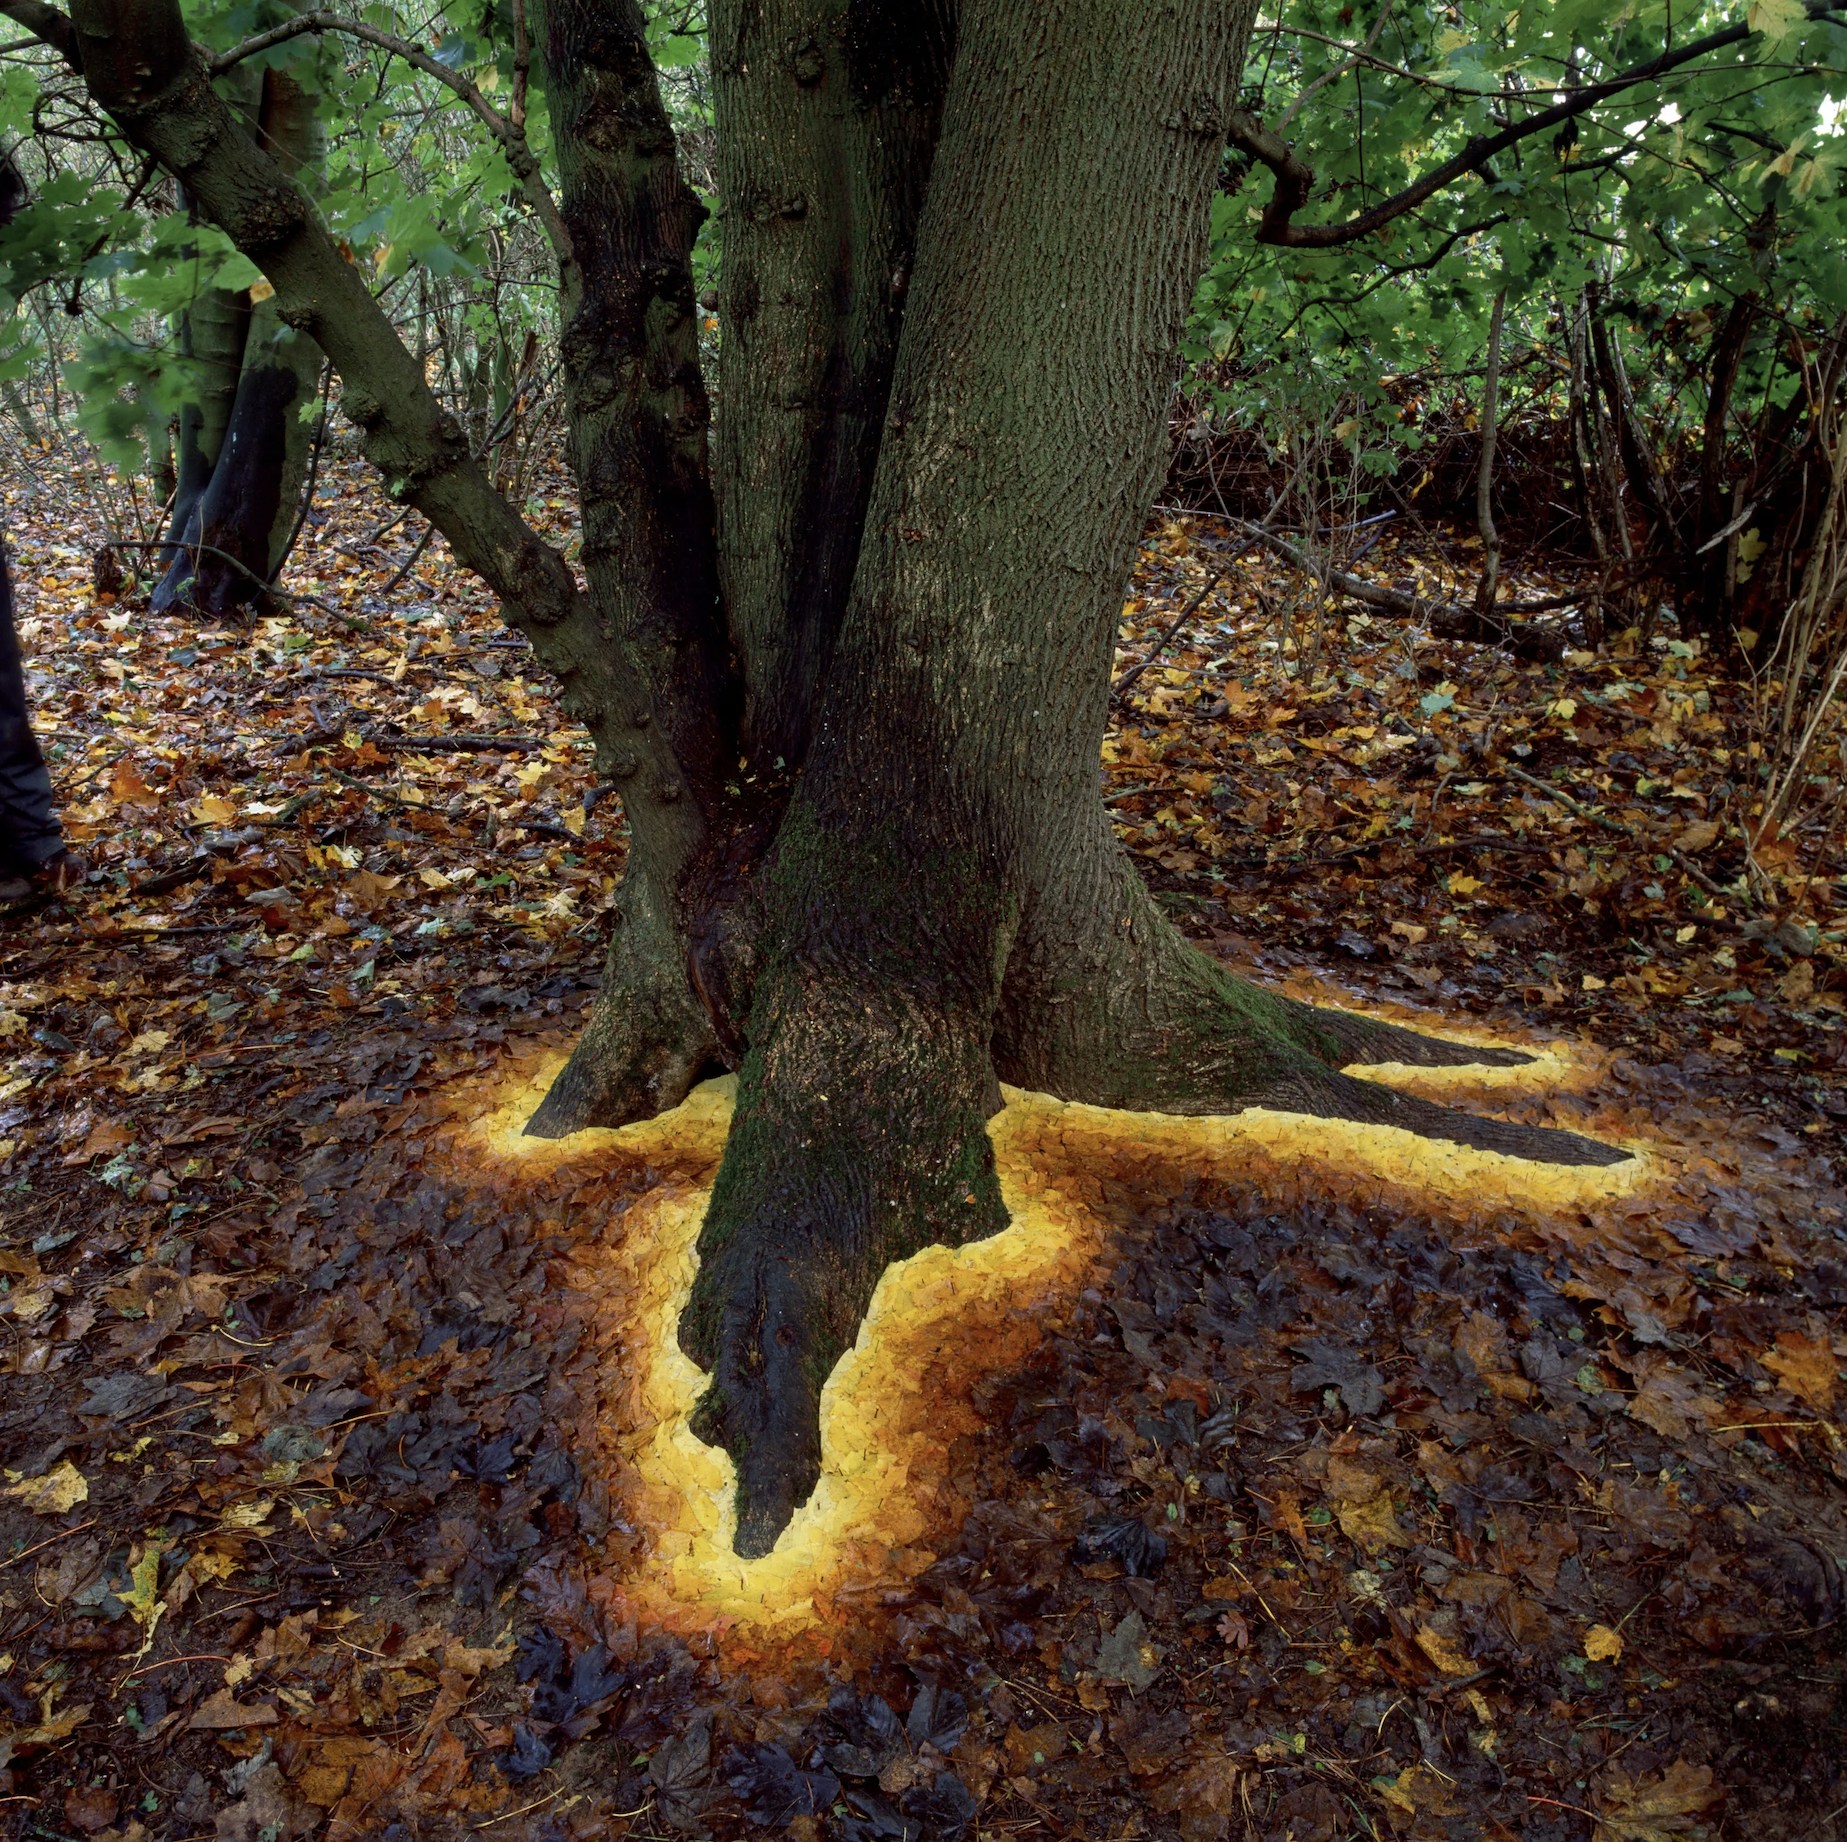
[1567, 321, 1599, 565]
[157, 277, 249, 564]
[154, 52, 323, 617]
[1580, 288, 1636, 599]
[1683, 292, 1756, 645]
[1589, 285, 1676, 549]
[152, 53, 256, 603]
[518, 0, 737, 1134]
[1474, 285, 1506, 619]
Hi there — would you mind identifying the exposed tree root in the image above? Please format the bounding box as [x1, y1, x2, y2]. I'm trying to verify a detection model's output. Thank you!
[555, 825, 1628, 1552]
[1288, 998, 1533, 1071]
[676, 981, 1007, 1556]
[1256, 1063, 1628, 1166]
[524, 882, 717, 1138]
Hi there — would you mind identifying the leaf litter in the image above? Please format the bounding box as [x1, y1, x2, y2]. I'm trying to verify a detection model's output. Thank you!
[0, 444, 1842, 1838]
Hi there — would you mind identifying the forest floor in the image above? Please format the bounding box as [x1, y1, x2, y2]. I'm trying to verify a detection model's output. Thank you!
[1, 441, 1843, 1842]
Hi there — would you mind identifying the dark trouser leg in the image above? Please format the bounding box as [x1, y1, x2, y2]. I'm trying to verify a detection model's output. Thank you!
[0, 541, 64, 875]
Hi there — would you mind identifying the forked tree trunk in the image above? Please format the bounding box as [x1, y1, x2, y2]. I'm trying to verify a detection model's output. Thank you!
[65, 0, 1632, 1562]
[666, 0, 1622, 1551]
[157, 254, 250, 582]
[153, 53, 324, 617]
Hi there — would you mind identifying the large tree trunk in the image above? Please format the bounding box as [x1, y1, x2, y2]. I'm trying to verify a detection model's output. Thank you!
[63, 0, 1633, 1565]
[674, 0, 1623, 1555]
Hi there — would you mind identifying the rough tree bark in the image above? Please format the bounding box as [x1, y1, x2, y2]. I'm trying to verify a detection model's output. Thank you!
[57, 0, 1631, 1561]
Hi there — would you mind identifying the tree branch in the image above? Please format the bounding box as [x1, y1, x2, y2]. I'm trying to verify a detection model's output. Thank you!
[0, 0, 79, 69]
[1227, 518, 1569, 661]
[209, 9, 572, 275]
[1232, 1, 1847, 249]
[62, 0, 635, 735]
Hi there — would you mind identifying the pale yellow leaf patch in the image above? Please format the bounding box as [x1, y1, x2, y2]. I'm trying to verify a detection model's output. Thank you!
[1584, 1623, 1624, 1663]
[2, 1459, 89, 1514]
[1748, 0, 1808, 39]
[1414, 1624, 1475, 1676]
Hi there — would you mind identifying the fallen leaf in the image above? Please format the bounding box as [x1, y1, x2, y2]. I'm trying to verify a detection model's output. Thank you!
[1414, 1624, 1475, 1676]
[1763, 1333, 1838, 1410]
[109, 760, 157, 807]
[1148, 1752, 1242, 1842]
[63, 1784, 116, 1834]
[1584, 1623, 1624, 1663]
[118, 1542, 168, 1662]
[219, 1496, 277, 1531]
[1097, 1610, 1161, 1690]
[189, 1687, 279, 1731]
[1337, 1493, 1411, 1553]
[1215, 1608, 1250, 1650]
[1778, 961, 1817, 1002]
[63, 1118, 134, 1165]
[3, 1697, 91, 1749]
[1378, 1764, 1463, 1817]
[2, 1459, 89, 1514]
[1594, 1759, 1720, 1842]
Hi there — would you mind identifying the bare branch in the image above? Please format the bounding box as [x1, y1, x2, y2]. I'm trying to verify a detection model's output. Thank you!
[0, 0, 78, 68]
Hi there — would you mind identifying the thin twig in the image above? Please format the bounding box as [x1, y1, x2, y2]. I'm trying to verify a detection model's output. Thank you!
[1504, 760, 1734, 900]
[0, 1518, 99, 1572]
[1112, 557, 1243, 702]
